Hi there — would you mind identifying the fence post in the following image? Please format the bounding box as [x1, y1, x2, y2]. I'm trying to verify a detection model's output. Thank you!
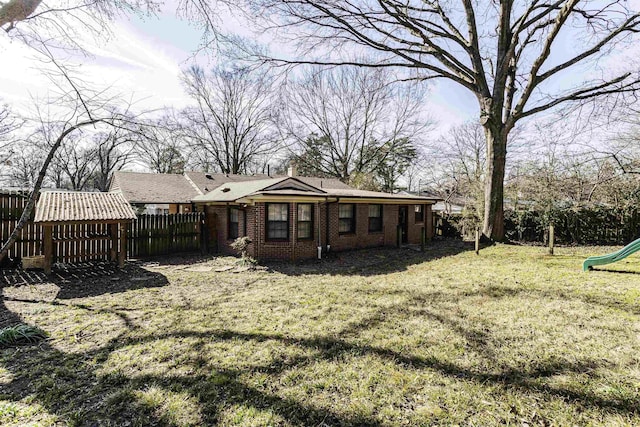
[118, 223, 127, 268]
[420, 226, 426, 252]
[549, 224, 555, 255]
[475, 228, 480, 255]
[43, 225, 53, 275]
[396, 224, 402, 247]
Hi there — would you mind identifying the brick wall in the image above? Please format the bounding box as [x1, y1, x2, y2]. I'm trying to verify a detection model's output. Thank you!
[200, 201, 435, 261]
[203, 205, 254, 256]
[253, 202, 327, 261]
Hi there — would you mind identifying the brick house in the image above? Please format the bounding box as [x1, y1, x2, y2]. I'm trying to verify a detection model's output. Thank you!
[110, 170, 438, 260]
[192, 171, 438, 261]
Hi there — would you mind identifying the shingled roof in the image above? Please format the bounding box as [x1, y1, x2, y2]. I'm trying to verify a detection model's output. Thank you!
[193, 176, 438, 204]
[184, 172, 273, 194]
[34, 192, 137, 224]
[110, 171, 202, 204]
[184, 172, 352, 193]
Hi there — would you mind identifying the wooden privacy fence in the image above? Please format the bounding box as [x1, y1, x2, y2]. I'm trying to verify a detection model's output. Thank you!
[0, 191, 42, 264]
[0, 192, 205, 265]
[127, 213, 204, 258]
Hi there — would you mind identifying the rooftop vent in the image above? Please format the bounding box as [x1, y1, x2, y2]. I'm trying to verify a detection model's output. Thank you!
[205, 173, 213, 180]
[221, 187, 231, 193]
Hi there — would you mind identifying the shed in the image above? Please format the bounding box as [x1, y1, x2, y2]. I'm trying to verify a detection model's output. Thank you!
[34, 192, 137, 273]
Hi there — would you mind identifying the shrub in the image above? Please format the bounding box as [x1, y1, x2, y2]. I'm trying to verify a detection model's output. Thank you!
[0, 324, 48, 347]
[230, 236, 256, 266]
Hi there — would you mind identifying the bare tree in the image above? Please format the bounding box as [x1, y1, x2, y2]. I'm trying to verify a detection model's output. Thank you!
[91, 128, 134, 191]
[50, 133, 98, 190]
[0, 103, 21, 166]
[225, 0, 640, 240]
[0, 1, 157, 35]
[4, 142, 42, 187]
[279, 66, 429, 185]
[435, 122, 486, 212]
[181, 65, 277, 174]
[135, 113, 186, 174]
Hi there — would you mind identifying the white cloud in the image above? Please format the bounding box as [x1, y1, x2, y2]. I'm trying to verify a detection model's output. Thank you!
[0, 14, 195, 114]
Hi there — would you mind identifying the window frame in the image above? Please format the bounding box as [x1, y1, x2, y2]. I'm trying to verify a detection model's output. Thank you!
[415, 204, 424, 223]
[228, 207, 240, 240]
[368, 204, 383, 233]
[338, 203, 357, 235]
[297, 203, 314, 241]
[265, 203, 290, 241]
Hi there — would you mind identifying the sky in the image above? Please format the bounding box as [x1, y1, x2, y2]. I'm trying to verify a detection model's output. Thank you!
[1, 1, 638, 143]
[0, 2, 478, 129]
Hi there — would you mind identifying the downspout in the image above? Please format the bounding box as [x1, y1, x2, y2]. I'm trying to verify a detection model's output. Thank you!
[317, 200, 322, 259]
[326, 197, 334, 253]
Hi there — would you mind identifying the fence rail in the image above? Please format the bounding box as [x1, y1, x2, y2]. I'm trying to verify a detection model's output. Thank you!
[0, 193, 205, 266]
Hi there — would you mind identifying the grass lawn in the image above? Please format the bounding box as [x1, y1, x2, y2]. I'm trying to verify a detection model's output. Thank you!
[0, 241, 639, 426]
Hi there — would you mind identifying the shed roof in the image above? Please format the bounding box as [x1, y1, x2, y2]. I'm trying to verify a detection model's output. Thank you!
[34, 192, 137, 224]
[111, 171, 202, 204]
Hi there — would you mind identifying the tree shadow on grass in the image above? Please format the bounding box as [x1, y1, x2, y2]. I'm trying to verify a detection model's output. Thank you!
[264, 239, 473, 277]
[2, 290, 640, 426]
[589, 267, 640, 275]
[1, 279, 639, 425]
[1, 261, 168, 300]
[469, 283, 640, 316]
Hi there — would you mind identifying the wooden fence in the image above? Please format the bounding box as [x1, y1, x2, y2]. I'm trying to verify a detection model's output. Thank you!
[0, 192, 205, 266]
[127, 213, 204, 258]
[0, 191, 42, 264]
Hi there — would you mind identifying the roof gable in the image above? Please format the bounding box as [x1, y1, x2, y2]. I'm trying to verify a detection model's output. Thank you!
[262, 177, 325, 193]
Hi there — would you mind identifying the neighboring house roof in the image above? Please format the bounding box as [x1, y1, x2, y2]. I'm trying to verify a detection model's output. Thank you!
[34, 191, 137, 223]
[110, 171, 202, 204]
[433, 201, 464, 214]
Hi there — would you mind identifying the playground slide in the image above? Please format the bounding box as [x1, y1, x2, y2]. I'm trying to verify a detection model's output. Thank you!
[583, 237, 640, 271]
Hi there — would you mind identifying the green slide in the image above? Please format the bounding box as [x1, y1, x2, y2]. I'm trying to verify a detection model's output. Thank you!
[583, 237, 640, 271]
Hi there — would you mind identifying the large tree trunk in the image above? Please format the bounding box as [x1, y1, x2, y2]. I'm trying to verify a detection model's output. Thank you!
[482, 124, 507, 241]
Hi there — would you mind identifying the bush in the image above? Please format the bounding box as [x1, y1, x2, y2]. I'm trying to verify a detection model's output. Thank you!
[230, 236, 256, 266]
[504, 206, 640, 245]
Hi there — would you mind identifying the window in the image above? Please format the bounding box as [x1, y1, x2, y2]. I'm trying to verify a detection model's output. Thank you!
[228, 207, 240, 239]
[415, 205, 424, 223]
[297, 204, 313, 240]
[266, 203, 289, 240]
[368, 204, 383, 232]
[339, 204, 356, 234]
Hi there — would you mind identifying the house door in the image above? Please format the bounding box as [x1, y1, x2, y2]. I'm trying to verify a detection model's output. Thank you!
[398, 206, 408, 244]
